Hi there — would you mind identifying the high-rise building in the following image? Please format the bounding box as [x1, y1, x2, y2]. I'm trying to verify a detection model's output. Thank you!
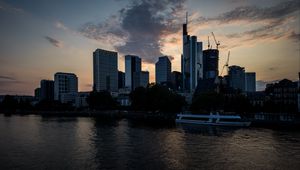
[140, 71, 149, 88]
[40, 80, 54, 101]
[228, 65, 245, 92]
[155, 56, 171, 84]
[125, 55, 142, 90]
[181, 15, 203, 92]
[54, 72, 78, 102]
[202, 49, 219, 80]
[118, 71, 125, 89]
[93, 49, 118, 92]
[171, 71, 182, 90]
[245, 72, 256, 92]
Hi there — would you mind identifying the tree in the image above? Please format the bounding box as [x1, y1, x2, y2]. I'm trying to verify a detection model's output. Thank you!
[87, 91, 117, 110]
[190, 92, 224, 112]
[130, 84, 186, 113]
[0, 95, 18, 111]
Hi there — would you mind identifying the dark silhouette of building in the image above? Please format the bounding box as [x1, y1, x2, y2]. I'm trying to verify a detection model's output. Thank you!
[40, 80, 54, 101]
[202, 49, 219, 80]
[118, 71, 125, 89]
[265, 79, 298, 112]
[228, 65, 245, 92]
[171, 71, 182, 91]
[34, 88, 41, 101]
[181, 14, 203, 92]
[125, 55, 141, 90]
[155, 56, 171, 84]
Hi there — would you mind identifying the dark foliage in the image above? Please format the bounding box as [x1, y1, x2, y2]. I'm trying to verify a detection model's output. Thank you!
[87, 91, 117, 110]
[35, 100, 74, 111]
[130, 84, 186, 113]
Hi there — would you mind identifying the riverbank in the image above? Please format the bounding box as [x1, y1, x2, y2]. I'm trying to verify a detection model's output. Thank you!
[1, 110, 300, 128]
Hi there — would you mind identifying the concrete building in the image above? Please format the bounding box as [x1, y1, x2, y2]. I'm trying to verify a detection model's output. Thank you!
[181, 15, 203, 92]
[118, 71, 125, 89]
[125, 55, 142, 90]
[155, 56, 171, 84]
[202, 49, 219, 80]
[93, 49, 118, 92]
[40, 80, 54, 101]
[228, 65, 245, 92]
[54, 72, 78, 102]
[245, 72, 256, 92]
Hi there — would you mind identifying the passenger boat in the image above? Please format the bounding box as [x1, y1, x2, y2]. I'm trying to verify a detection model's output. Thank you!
[176, 112, 251, 127]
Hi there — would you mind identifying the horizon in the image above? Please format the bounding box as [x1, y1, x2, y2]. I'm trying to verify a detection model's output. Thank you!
[0, 0, 299, 95]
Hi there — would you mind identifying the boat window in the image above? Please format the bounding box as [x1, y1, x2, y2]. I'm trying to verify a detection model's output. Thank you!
[219, 118, 240, 122]
[181, 117, 209, 121]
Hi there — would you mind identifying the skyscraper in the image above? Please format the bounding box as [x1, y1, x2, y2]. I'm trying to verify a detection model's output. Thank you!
[93, 49, 118, 92]
[140, 71, 149, 88]
[125, 55, 142, 90]
[228, 65, 245, 92]
[155, 56, 171, 84]
[54, 72, 78, 101]
[40, 80, 54, 101]
[245, 72, 256, 92]
[181, 14, 203, 92]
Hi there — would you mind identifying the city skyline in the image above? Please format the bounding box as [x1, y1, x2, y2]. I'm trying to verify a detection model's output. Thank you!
[0, 0, 299, 95]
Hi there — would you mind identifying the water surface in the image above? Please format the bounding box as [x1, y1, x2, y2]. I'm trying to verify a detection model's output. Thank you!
[0, 115, 300, 170]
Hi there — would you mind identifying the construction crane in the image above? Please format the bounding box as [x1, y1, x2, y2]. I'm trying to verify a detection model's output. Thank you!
[221, 51, 230, 76]
[207, 36, 210, 49]
[211, 32, 220, 49]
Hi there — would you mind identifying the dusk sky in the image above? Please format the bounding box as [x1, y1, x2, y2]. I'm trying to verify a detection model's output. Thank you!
[0, 0, 299, 95]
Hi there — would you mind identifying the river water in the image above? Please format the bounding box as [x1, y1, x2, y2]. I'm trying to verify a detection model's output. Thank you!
[0, 114, 300, 170]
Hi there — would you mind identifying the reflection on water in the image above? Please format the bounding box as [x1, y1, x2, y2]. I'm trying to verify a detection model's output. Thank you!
[0, 115, 300, 170]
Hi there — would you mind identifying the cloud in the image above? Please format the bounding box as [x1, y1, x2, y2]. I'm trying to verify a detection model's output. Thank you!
[192, 0, 300, 49]
[44, 36, 63, 48]
[80, 0, 186, 63]
[0, 75, 16, 81]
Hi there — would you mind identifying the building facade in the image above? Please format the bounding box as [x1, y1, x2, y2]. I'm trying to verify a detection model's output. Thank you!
[171, 71, 182, 91]
[181, 16, 203, 92]
[125, 55, 142, 90]
[245, 72, 256, 92]
[54, 72, 78, 102]
[228, 65, 245, 92]
[118, 71, 125, 89]
[93, 49, 118, 92]
[155, 56, 171, 84]
[40, 80, 54, 101]
[265, 79, 298, 113]
[140, 71, 149, 88]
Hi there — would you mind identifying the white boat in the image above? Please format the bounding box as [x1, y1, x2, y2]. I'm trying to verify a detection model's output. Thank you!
[176, 112, 251, 127]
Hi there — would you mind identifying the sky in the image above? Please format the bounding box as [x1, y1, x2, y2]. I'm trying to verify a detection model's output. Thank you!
[0, 0, 299, 95]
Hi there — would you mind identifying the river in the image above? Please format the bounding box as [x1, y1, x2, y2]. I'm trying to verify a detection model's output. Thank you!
[0, 114, 300, 170]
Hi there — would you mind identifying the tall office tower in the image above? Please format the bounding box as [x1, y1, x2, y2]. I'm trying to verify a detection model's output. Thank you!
[228, 65, 245, 92]
[155, 56, 171, 84]
[125, 55, 142, 90]
[181, 14, 202, 92]
[54, 72, 78, 101]
[40, 80, 54, 101]
[171, 71, 182, 90]
[140, 71, 149, 88]
[118, 71, 125, 89]
[93, 49, 118, 92]
[245, 72, 256, 92]
[202, 49, 219, 80]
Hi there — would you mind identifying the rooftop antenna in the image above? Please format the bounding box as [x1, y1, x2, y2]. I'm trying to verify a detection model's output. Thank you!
[186, 12, 188, 25]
